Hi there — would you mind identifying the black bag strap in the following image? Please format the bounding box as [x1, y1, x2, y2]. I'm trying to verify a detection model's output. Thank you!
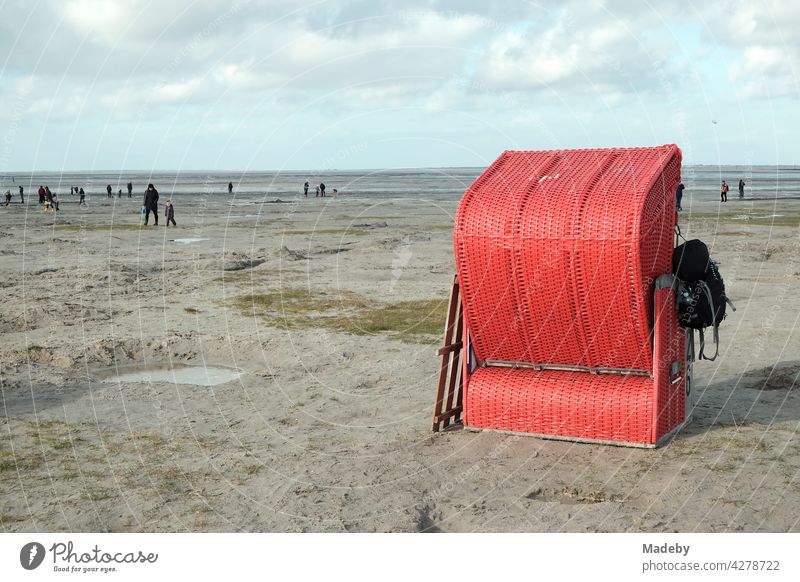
[697, 280, 720, 361]
[675, 224, 685, 247]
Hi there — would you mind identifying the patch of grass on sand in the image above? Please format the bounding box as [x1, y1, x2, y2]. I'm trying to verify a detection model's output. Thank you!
[0, 514, 25, 526]
[51, 438, 79, 450]
[231, 288, 447, 342]
[687, 211, 800, 227]
[235, 288, 370, 317]
[334, 215, 396, 221]
[215, 268, 301, 285]
[0, 452, 46, 472]
[184, 307, 201, 314]
[127, 432, 169, 447]
[279, 227, 371, 236]
[54, 224, 148, 232]
[26, 345, 43, 352]
[79, 486, 117, 501]
[331, 299, 447, 339]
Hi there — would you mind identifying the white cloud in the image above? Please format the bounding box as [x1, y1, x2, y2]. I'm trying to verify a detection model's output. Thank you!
[713, 1, 800, 100]
[2, 0, 798, 169]
[729, 46, 796, 99]
[472, 10, 671, 96]
[61, 0, 136, 45]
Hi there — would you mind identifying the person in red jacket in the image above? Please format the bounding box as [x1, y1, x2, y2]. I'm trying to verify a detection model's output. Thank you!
[720, 180, 729, 203]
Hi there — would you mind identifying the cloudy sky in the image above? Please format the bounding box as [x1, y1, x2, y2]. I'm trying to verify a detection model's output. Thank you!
[1, 0, 798, 171]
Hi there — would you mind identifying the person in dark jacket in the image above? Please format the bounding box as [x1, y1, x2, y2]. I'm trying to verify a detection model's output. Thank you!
[127, 182, 133, 198]
[143, 183, 159, 225]
[18, 185, 24, 203]
[106, 184, 112, 198]
[165, 200, 176, 227]
[675, 182, 684, 211]
[319, 182, 326, 197]
[228, 182, 233, 194]
[79, 188, 86, 205]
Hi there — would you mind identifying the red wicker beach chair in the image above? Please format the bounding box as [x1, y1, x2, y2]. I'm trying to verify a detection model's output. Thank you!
[444, 144, 689, 447]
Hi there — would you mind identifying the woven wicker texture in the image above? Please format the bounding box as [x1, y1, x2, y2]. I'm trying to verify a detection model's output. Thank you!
[462, 283, 686, 444]
[464, 367, 655, 443]
[653, 285, 686, 437]
[455, 145, 681, 370]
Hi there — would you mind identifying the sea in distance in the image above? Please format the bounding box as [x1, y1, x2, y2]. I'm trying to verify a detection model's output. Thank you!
[3, 165, 800, 202]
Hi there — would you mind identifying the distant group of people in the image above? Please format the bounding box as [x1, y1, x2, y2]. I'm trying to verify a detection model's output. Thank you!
[1, 180, 243, 226]
[104, 182, 134, 198]
[303, 181, 337, 198]
[32, 185, 61, 211]
[720, 179, 746, 203]
[675, 178, 746, 210]
[3, 185, 25, 205]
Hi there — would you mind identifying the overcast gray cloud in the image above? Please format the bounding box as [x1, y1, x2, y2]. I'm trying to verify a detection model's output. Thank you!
[1, 0, 798, 169]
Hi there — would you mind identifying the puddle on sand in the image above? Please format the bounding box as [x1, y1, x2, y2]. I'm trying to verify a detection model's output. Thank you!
[171, 237, 210, 244]
[102, 365, 242, 386]
[731, 214, 785, 220]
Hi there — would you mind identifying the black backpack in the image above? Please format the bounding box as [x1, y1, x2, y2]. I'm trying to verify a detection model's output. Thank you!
[673, 239, 710, 281]
[673, 242, 735, 361]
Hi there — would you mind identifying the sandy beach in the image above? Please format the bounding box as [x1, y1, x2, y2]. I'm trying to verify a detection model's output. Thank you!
[2, 189, 800, 533]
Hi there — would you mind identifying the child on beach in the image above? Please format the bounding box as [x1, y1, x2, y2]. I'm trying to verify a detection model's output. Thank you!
[165, 200, 176, 227]
[52, 192, 59, 211]
[4, 190, 11, 206]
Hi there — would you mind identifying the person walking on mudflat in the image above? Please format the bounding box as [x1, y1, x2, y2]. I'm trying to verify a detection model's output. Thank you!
[721, 180, 729, 203]
[106, 184, 112, 198]
[228, 182, 233, 194]
[165, 200, 176, 227]
[18, 185, 24, 203]
[739, 179, 745, 199]
[127, 182, 133, 198]
[143, 183, 159, 226]
[675, 182, 684, 211]
[79, 188, 86, 205]
[303, 181, 309, 197]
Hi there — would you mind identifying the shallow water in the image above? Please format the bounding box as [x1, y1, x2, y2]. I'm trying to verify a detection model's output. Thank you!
[14, 164, 800, 201]
[104, 366, 242, 386]
[172, 237, 210, 244]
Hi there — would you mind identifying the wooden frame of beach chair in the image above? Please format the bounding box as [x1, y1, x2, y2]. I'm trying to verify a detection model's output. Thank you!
[432, 275, 465, 432]
[437, 145, 689, 447]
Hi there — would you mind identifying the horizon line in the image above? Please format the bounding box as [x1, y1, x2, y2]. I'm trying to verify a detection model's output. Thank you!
[3, 161, 798, 175]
